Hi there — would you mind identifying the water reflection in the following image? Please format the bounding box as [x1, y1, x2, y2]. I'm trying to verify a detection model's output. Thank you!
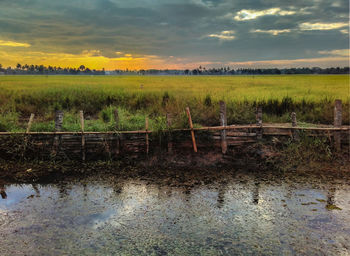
[252, 181, 260, 205]
[0, 183, 7, 199]
[217, 186, 226, 208]
[32, 184, 40, 197]
[0, 170, 349, 255]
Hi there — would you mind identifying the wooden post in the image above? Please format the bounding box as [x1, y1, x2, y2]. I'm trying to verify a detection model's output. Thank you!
[186, 107, 197, 152]
[52, 111, 64, 156]
[219, 101, 227, 154]
[23, 113, 35, 157]
[114, 108, 119, 130]
[26, 113, 35, 133]
[256, 106, 262, 139]
[113, 108, 120, 156]
[145, 117, 149, 154]
[334, 99, 342, 151]
[291, 112, 297, 127]
[291, 112, 299, 140]
[166, 113, 173, 153]
[115, 133, 120, 156]
[80, 110, 85, 161]
[55, 111, 64, 131]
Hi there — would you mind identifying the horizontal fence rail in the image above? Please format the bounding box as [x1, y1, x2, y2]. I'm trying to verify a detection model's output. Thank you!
[0, 125, 349, 136]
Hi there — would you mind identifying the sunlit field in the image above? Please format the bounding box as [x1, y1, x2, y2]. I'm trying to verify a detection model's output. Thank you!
[0, 75, 348, 100]
[0, 75, 349, 131]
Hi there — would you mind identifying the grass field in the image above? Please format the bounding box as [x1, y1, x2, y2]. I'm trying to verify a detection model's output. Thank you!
[0, 75, 349, 131]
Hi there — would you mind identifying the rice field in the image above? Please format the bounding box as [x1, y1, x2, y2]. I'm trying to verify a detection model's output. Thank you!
[0, 75, 349, 131]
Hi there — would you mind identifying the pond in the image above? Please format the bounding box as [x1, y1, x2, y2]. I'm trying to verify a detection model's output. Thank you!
[1, 169, 350, 255]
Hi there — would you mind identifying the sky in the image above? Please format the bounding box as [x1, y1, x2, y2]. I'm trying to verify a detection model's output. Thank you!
[0, 0, 349, 70]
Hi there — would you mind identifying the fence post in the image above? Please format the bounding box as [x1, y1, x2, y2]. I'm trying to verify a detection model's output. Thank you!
[113, 108, 120, 156]
[334, 99, 342, 151]
[219, 101, 227, 154]
[23, 113, 35, 158]
[145, 117, 149, 155]
[166, 113, 173, 153]
[291, 112, 297, 127]
[256, 106, 262, 139]
[291, 112, 299, 141]
[55, 111, 64, 131]
[80, 110, 85, 161]
[52, 111, 64, 156]
[26, 113, 35, 133]
[186, 107, 197, 152]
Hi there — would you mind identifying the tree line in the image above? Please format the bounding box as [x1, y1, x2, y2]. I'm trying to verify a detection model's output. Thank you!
[0, 63, 105, 75]
[0, 63, 348, 75]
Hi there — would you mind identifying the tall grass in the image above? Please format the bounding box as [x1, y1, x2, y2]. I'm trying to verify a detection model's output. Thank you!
[0, 75, 348, 131]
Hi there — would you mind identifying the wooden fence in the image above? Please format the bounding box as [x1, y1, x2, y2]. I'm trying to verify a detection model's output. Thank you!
[0, 100, 349, 161]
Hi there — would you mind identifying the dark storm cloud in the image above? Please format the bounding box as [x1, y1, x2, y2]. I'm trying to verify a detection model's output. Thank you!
[0, 0, 348, 67]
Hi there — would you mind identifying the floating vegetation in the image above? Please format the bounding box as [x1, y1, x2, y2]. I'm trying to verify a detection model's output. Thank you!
[325, 204, 342, 211]
[301, 202, 318, 206]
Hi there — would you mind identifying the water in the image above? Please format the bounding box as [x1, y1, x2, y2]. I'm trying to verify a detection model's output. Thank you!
[1, 170, 350, 255]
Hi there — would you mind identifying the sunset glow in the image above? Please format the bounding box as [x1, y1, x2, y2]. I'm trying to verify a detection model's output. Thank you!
[0, 0, 348, 70]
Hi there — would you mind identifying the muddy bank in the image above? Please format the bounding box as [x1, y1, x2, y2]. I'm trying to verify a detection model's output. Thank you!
[0, 151, 349, 184]
[0, 133, 349, 182]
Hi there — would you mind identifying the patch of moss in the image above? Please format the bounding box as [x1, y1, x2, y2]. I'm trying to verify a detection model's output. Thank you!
[301, 202, 317, 206]
[326, 204, 342, 211]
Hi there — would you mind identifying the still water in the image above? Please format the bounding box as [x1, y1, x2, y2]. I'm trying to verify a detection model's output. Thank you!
[1, 170, 350, 255]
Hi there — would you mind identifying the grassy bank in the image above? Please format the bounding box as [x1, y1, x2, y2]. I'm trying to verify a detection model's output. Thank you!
[0, 75, 349, 131]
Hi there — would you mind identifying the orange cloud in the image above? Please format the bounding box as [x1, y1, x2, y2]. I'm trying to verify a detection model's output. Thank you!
[0, 40, 31, 47]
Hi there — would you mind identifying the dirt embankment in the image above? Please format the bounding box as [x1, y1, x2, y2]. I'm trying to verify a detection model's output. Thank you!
[0, 140, 349, 183]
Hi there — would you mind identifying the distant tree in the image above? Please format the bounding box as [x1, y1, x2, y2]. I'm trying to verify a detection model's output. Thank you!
[38, 65, 44, 73]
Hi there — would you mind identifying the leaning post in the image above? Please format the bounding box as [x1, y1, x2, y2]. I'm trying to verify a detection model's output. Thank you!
[23, 113, 35, 158]
[256, 106, 263, 139]
[26, 113, 35, 134]
[219, 101, 228, 154]
[80, 110, 86, 161]
[334, 99, 342, 151]
[186, 107, 197, 153]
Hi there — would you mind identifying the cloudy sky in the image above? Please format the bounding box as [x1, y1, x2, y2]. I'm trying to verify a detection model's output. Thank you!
[0, 0, 349, 70]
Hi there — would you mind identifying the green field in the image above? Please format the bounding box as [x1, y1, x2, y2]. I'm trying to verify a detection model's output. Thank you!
[0, 75, 349, 131]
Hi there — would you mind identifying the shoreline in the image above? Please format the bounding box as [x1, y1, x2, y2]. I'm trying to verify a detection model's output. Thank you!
[1, 142, 349, 183]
